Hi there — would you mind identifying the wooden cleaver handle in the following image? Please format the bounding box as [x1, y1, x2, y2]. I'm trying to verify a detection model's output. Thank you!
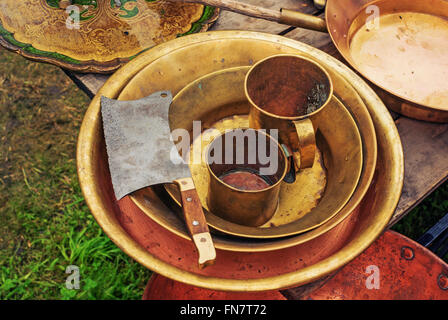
[175, 177, 216, 269]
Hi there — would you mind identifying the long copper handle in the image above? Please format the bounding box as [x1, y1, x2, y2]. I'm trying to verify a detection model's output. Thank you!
[175, 177, 216, 269]
[172, 0, 328, 32]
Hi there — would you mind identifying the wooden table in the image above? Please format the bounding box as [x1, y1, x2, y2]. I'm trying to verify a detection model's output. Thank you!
[65, 0, 448, 298]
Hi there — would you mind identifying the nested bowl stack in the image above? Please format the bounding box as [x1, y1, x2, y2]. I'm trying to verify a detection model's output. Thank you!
[77, 31, 404, 291]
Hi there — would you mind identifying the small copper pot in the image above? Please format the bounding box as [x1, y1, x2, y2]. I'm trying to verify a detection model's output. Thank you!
[246, 54, 333, 172]
[205, 129, 287, 227]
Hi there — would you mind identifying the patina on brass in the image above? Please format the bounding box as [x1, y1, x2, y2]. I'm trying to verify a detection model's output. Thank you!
[282, 0, 448, 122]
[205, 129, 288, 227]
[77, 31, 403, 292]
[246, 54, 334, 171]
[157, 66, 363, 239]
[0, 0, 218, 73]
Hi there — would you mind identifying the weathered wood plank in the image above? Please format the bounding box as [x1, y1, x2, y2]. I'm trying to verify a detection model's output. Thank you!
[63, 70, 108, 99]
[389, 118, 448, 226]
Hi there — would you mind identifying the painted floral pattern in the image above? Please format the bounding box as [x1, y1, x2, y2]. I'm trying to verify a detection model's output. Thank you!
[45, 0, 160, 21]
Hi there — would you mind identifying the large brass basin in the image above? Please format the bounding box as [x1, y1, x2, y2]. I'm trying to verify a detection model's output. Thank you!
[77, 31, 404, 291]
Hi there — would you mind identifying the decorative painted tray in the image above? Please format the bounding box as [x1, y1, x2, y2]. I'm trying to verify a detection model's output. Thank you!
[0, 0, 218, 73]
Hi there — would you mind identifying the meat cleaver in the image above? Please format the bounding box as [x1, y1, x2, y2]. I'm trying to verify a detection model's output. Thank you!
[101, 91, 216, 268]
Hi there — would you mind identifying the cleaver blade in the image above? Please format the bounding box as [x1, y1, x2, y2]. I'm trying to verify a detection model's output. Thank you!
[101, 91, 216, 268]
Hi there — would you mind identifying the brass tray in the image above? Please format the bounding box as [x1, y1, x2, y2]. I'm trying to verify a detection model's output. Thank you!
[77, 31, 403, 291]
[0, 0, 218, 73]
[133, 66, 363, 239]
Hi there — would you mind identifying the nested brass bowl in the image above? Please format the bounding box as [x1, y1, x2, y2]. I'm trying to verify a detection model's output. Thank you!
[77, 31, 403, 291]
[94, 30, 378, 251]
[128, 44, 377, 248]
[154, 66, 363, 239]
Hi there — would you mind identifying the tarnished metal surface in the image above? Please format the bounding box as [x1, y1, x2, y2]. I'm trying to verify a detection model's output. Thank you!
[245, 54, 334, 171]
[128, 47, 377, 252]
[101, 91, 190, 200]
[205, 129, 288, 227]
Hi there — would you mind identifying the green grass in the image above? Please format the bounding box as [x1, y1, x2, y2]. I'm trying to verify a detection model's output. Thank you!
[392, 181, 448, 260]
[0, 47, 150, 299]
[0, 46, 446, 300]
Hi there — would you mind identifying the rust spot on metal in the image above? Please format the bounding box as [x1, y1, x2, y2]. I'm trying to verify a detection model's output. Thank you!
[401, 246, 414, 260]
[438, 274, 448, 290]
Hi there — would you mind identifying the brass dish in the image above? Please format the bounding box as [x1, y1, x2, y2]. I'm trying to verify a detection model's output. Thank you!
[77, 31, 403, 291]
[0, 0, 218, 73]
[122, 31, 378, 251]
[137, 66, 363, 239]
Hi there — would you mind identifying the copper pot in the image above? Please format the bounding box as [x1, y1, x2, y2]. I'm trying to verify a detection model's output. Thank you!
[246, 54, 334, 172]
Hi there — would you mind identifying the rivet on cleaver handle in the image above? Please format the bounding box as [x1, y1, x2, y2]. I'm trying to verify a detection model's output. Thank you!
[175, 177, 216, 269]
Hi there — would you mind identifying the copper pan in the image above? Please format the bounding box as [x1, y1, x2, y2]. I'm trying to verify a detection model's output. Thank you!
[321, 0, 448, 122]
[178, 0, 448, 122]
